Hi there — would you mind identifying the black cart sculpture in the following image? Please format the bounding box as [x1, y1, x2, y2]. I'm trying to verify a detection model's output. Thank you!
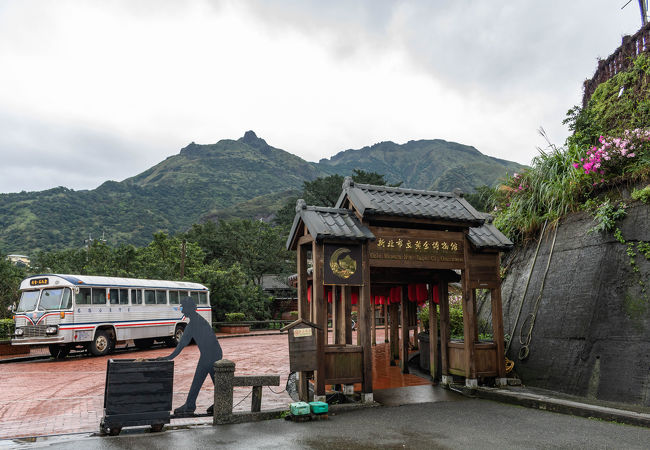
[101, 359, 174, 435]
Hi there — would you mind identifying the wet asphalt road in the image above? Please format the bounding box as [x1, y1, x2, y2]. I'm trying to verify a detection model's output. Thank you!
[22, 398, 650, 449]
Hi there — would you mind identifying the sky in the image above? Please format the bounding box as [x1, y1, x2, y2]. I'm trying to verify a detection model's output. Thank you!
[0, 0, 645, 193]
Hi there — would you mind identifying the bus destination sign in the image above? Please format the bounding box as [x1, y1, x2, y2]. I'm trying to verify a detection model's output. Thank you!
[30, 278, 49, 286]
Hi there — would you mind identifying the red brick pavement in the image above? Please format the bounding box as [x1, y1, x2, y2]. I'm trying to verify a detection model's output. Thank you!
[0, 329, 429, 439]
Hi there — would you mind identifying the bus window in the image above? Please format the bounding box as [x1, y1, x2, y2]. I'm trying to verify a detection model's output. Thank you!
[109, 289, 119, 305]
[190, 292, 199, 305]
[199, 292, 208, 305]
[39, 288, 64, 310]
[169, 291, 180, 304]
[119, 289, 129, 305]
[92, 288, 107, 305]
[156, 290, 167, 305]
[145, 290, 156, 305]
[75, 288, 91, 305]
[133, 289, 143, 305]
[61, 289, 72, 309]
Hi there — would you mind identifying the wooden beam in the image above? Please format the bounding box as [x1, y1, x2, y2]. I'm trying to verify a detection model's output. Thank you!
[343, 286, 352, 345]
[383, 301, 388, 343]
[429, 284, 439, 381]
[491, 287, 507, 378]
[389, 303, 399, 365]
[297, 243, 309, 401]
[312, 241, 326, 397]
[297, 234, 314, 246]
[359, 242, 373, 393]
[400, 285, 410, 374]
[439, 281, 450, 377]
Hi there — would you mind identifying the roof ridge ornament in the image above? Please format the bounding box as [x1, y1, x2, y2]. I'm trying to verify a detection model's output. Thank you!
[452, 188, 464, 198]
[342, 176, 354, 189]
[295, 199, 307, 212]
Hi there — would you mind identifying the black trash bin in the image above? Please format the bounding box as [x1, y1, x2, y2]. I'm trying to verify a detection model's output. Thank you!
[101, 359, 174, 435]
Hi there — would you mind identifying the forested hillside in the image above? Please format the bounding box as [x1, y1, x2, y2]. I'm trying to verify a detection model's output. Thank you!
[0, 131, 525, 254]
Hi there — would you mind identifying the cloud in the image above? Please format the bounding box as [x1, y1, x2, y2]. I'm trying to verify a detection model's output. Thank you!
[0, 110, 159, 193]
[0, 0, 644, 193]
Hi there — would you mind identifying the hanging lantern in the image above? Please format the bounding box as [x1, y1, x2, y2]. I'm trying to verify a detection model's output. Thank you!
[407, 284, 417, 302]
[307, 285, 312, 303]
[416, 284, 428, 303]
[432, 284, 440, 304]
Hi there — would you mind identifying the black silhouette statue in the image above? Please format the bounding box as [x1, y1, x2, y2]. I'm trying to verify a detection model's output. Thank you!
[160, 296, 222, 415]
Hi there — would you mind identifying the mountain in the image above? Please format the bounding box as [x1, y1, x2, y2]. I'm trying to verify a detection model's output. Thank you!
[0, 132, 525, 254]
[318, 139, 524, 193]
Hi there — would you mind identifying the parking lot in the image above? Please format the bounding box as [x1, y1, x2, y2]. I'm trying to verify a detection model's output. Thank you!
[0, 333, 293, 439]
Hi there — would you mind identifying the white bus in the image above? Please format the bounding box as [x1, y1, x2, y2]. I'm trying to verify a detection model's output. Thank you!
[12, 274, 211, 358]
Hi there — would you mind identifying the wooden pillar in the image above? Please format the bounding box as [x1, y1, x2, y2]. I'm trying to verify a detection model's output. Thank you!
[297, 243, 309, 401]
[343, 286, 352, 345]
[429, 283, 440, 381]
[335, 286, 346, 344]
[312, 241, 326, 397]
[383, 301, 388, 343]
[389, 303, 399, 365]
[491, 287, 507, 378]
[359, 242, 373, 393]
[439, 281, 450, 377]
[371, 302, 376, 346]
[462, 230, 477, 384]
[400, 285, 409, 374]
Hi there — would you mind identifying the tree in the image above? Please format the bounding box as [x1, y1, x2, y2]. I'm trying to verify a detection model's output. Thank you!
[0, 254, 26, 318]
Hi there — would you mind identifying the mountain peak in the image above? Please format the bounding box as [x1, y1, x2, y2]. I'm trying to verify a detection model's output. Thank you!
[239, 130, 269, 150]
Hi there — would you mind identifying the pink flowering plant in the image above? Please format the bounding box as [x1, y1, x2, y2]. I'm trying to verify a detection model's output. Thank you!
[573, 128, 650, 183]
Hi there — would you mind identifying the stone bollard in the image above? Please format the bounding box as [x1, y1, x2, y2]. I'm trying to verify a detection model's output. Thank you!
[213, 359, 235, 425]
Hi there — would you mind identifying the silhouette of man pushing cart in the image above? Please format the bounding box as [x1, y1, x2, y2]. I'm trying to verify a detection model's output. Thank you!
[159, 296, 222, 416]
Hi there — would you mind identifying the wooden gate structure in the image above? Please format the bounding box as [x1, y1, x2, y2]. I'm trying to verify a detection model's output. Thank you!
[286, 178, 513, 401]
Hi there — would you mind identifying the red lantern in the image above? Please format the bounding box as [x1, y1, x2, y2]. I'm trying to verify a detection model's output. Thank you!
[416, 284, 428, 303]
[351, 291, 359, 305]
[307, 285, 312, 303]
[407, 284, 417, 302]
[432, 284, 440, 304]
[327, 289, 333, 303]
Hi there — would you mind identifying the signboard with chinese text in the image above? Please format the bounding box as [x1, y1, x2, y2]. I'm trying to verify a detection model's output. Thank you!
[368, 227, 465, 269]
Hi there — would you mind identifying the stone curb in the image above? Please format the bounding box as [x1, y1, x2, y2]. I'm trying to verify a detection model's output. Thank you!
[474, 387, 650, 428]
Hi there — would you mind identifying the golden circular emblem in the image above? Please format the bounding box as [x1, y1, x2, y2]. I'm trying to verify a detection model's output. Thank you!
[329, 248, 357, 279]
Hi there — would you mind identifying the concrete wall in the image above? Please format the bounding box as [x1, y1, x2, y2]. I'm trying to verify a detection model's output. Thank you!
[479, 202, 650, 406]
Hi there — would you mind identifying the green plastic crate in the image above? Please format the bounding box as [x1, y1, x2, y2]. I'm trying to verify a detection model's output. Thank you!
[309, 401, 328, 414]
[290, 402, 310, 416]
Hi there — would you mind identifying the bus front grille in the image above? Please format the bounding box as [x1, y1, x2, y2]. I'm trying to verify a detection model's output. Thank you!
[23, 325, 48, 337]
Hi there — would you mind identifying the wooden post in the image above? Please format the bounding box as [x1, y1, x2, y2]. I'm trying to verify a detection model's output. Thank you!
[335, 286, 346, 345]
[383, 301, 388, 343]
[400, 285, 409, 374]
[429, 284, 439, 381]
[462, 230, 477, 385]
[491, 287, 507, 379]
[371, 302, 376, 346]
[389, 303, 399, 365]
[439, 281, 450, 378]
[297, 243, 309, 401]
[359, 242, 373, 394]
[343, 286, 352, 345]
[332, 285, 338, 345]
[312, 241, 326, 398]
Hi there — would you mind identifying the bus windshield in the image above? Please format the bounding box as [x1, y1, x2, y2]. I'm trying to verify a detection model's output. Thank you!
[39, 288, 68, 310]
[16, 291, 40, 312]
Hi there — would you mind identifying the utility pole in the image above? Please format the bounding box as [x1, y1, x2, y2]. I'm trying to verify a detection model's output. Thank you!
[640, 0, 648, 26]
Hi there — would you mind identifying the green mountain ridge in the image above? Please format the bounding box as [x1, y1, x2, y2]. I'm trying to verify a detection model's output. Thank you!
[0, 131, 525, 254]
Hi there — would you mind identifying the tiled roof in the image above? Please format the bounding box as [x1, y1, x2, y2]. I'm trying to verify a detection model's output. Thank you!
[286, 200, 375, 250]
[468, 214, 513, 250]
[335, 178, 485, 225]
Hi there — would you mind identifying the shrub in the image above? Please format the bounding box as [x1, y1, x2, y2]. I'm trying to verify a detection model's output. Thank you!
[289, 310, 298, 318]
[589, 199, 627, 233]
[631, 185, 650, 203]
[0, 318, 14, 340]
[224, 312, 246, 323]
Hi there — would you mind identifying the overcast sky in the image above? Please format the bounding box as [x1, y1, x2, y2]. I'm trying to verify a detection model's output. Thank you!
[0, 0, 644, 193]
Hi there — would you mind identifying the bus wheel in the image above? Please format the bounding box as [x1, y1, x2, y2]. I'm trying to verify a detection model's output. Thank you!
[134, 338, 154, 349]
[90, 330, 113, 356]
[48, 344, 70, 359]
[165, 325, 184, 348]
